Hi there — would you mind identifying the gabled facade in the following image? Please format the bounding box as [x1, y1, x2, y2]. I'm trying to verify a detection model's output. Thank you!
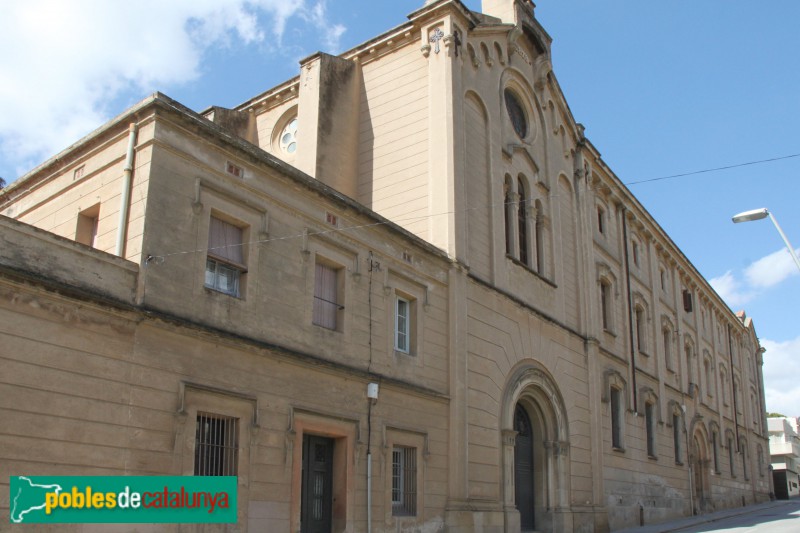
[0, 1, 770, 531]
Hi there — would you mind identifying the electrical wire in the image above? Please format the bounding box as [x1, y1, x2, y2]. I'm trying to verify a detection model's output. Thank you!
[624, 153, 800, 186]
[6, 148, 798, 263]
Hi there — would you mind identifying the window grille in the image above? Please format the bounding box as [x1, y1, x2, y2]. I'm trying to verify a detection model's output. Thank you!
[392, 446, 417, 516]
[194, 413, 238, 476]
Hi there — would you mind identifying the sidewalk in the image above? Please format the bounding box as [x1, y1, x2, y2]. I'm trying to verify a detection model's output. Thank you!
[615, 499, 798, 533]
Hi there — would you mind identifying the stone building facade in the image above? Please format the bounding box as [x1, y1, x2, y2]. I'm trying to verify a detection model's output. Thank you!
[0, 1, 770, 531]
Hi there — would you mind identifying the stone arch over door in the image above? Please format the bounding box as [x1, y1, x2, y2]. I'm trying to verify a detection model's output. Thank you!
[501, 361, 571, 532]
[689, 418, 712, 514]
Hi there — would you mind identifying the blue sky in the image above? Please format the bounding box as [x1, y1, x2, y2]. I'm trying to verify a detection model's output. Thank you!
[1, 1, 798, 415]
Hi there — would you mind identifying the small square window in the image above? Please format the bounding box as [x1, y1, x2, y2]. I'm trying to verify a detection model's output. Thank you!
[226, 161, 244, 178]
[194, 413, 239, 476]
[73, 165, 85, 180]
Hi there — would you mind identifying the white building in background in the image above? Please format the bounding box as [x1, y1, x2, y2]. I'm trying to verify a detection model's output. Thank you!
[769, 417, 800, 499]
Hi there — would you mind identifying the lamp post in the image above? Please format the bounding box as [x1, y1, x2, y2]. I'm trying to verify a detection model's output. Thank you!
[732, 208, 800, 273]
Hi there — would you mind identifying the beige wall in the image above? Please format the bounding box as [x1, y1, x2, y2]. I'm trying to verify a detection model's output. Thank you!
[0, 1, 771, 532]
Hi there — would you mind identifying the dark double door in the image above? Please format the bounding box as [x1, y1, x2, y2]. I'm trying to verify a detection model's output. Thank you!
[515, 404, 536, 531]
[301, 435, 334, 533]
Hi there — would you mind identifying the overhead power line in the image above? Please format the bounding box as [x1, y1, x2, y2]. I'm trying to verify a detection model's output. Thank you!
[624, 153, 800, 186]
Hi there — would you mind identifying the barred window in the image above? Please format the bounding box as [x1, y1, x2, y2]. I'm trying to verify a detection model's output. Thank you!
[392, 446, 417, 516]
[194, 413, 239, 476]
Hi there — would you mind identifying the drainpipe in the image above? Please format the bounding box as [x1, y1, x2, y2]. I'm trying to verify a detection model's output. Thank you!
[622, 208, 638, 413]
[115, 123, 138, 257]
[366, 383, 379, 533]
[728, 324, 740, 452]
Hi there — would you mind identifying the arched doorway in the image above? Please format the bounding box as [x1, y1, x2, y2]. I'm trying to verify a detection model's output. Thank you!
[514, 404, 535, 530]
[689, 424, 711, 515]
[502, 364, 571, 533]
[691, 435, 705, 513]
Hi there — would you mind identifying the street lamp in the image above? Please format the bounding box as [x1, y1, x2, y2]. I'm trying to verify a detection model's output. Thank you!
[732, 208, 800, 273]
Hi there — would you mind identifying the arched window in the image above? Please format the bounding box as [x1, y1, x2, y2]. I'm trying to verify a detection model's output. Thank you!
[504, 88, 528, 139]
[600, 280, 612, 331]
[518, 177, 528, 266]
[534, 199, 544, 274]
[635, 306, 646, 353]
[663, 327, 673, 370]
[504, 176, 514, 256]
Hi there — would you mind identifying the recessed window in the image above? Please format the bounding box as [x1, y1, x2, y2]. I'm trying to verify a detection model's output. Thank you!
[194, 413, 239, 476]
[280, 117, 298, 154]
[73, 165, 85, 180]
[632, 240, 640, 267]
[660, 268, 667, 291]
[673, 414, 682, 463]
[663, 328, 673, 370]
[206, 216, 246, 297]
[226, 161, 243, 178]
[611, 387, 623, 450]
[597, 206, 606, 235]
[395, 296, 412, 353]
[504, 89, 528, 139]
[75, 203, 100, 248]
[392, 446, 417, 516]
[600, 280, 612, 331]
[645, 402, 656, 458]
[518, 177, 528, 266]
[313, 260, 343, 330]
[635, 306, 646, 353]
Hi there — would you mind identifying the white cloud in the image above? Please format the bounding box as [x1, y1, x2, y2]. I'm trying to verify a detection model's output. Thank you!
[0, 0, 345, 179]
[709, 270, 754, 308]
[744, 246, 800, 289]
[762, 336, 800, 417]
[711, 246, 799, 310]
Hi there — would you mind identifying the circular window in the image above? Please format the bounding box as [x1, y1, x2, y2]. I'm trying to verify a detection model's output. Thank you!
[279, 118, 298, 154]
[504, 89, 528, 139]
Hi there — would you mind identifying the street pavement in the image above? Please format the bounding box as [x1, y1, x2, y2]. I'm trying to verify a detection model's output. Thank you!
[615, 498, 800, 533]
